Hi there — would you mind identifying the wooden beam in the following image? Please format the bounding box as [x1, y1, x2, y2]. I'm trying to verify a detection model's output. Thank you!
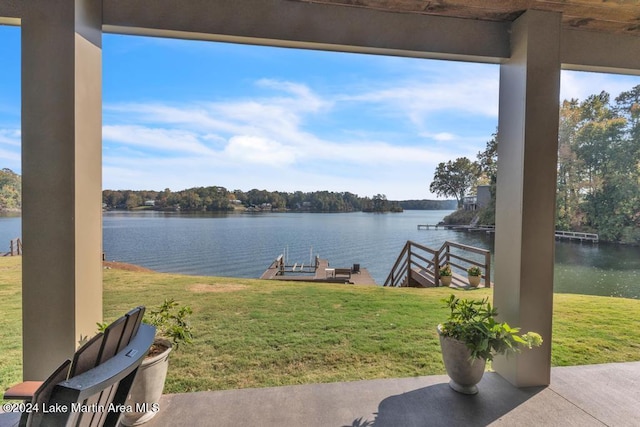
[0, 0, 21, 25]
[561, 28, 640, 76]
[102, 0, 510, 63]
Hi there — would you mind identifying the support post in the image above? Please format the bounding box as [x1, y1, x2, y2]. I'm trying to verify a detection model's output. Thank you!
[484, 252, 491, 288]
[493, 10, 561, 387]
[21, 0, 103, 379]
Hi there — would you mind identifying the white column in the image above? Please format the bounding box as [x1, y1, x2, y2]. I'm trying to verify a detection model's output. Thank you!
[21, 0, 103, 379]
[493, 10, 561, 387]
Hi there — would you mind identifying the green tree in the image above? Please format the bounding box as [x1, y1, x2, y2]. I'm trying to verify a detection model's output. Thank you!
[430, 158, 479, 209]
[475, 134, 498, 225]
[476, 132, 497, 185]
[0, 168, 21, 211]
[556, 99, 585, 230]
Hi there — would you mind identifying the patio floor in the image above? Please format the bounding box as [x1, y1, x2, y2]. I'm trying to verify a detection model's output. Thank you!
[138, 361, 640, 427]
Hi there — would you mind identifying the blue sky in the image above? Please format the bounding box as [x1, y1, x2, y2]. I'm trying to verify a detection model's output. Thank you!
[1, 26, 640, 200]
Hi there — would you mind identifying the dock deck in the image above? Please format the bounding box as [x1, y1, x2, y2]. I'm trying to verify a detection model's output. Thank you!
[260, 257, 377, 286]
[418, 224, 599, 242]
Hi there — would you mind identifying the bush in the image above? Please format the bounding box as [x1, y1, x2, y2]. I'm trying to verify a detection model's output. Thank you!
[441, 209, 476, 225]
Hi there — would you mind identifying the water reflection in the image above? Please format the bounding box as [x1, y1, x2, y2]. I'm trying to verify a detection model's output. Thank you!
[1, 211, 639, 299]
[554, 241, 640, 299]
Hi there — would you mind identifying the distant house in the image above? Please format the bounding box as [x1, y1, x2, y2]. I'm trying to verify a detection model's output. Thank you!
[463, 195, 477, 211]
[144, 200, 156, 207]
[476, 185, 491, 209]
[463, 185, 490, 211]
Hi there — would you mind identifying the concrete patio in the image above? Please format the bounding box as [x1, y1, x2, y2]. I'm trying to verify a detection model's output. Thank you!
[139, 361, 640, 427]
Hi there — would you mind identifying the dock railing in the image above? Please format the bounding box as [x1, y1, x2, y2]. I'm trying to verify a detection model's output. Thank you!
[3, 238, 22, 256]
[383, 241, 438, 288]
[268, 254, 320, 276]
[554, 230, 599, 243]
[384, 240, 491, 288]
[436, 241, 491, 288]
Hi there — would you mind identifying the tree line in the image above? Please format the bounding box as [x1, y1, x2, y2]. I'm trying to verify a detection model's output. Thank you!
[0, 169, 452, 213]
[556, 87, 640, 243]
[430, 85, 640, 244]
[102, 187, 453, 213]
[0, 168, 21, 212]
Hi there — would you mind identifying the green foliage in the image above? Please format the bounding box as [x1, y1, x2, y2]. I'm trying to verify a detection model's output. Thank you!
[466, 266, 482, 277]
[398, 199, 457, 210]
[361, 194, 403, 213]
[555, 86, 640, 242]
[146, 298, 193, 349]
[438, 295, 542, 361]
[439, 264, 452, 277]
[96, 298, 193, 351]
[434, 85, 640, 241]
[429, 158, 479, 209]
[0, 168, 21, 211]
[103, 186, 412, 213]
[441, 209, 476, 225]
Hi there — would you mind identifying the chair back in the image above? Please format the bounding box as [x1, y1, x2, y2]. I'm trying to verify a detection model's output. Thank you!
[18, 307, 153, 427]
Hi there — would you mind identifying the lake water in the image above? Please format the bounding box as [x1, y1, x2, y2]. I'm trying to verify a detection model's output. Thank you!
[1, 210, 639, 299]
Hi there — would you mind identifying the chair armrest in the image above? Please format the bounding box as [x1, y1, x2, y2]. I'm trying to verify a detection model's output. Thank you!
[3, 381, 42, 401]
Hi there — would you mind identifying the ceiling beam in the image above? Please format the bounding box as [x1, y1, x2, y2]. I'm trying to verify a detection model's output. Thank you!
[102, 0, 510, 63]
[561, 29, 640, 76]
[3, 0, 640, 75]
[0, 0, 21, 25]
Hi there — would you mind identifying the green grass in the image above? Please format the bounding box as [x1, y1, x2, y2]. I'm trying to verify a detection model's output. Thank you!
[1, 256, 640, 397]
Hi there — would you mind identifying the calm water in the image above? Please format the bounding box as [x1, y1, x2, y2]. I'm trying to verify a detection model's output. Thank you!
[1, 210, 639, 299]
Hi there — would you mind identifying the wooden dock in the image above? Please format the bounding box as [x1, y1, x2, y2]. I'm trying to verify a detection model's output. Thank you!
[260, 256, 377, 286]
[417, 224, 495, 233]
[1, 238, 22, 256]
[418, 225, 598, 242]
[554, 230, 599, 243]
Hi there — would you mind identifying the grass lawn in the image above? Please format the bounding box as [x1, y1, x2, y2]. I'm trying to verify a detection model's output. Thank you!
[1, 256, 640, 397]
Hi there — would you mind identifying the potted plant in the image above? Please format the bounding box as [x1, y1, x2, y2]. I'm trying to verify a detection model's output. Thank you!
[439, 264, 453, 287]
[121, 299, 193, 426]
[437, 294, 542, 394]
[466, 266, 482, 287]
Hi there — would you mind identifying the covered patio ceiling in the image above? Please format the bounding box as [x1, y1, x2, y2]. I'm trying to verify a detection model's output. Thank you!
[2, 0, 640, 37]
[2, 1, 639, 74]
[292, 0, 640, 36]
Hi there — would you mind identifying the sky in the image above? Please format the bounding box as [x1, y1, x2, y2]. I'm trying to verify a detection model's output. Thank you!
[1, 26, 640, 200]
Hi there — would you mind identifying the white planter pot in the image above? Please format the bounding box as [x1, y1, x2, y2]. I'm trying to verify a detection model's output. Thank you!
[438, 327, 486, 394]
[467, 275, 481, 287]
[440, 275, 452, 287]
[121, 339, 172, 426]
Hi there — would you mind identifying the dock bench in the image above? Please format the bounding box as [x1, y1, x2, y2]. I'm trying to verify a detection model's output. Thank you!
[334, 268, 352, 279]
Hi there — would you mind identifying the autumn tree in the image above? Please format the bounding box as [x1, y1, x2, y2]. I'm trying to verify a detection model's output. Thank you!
[429, 157, 479, 209]
[0, 168, 21, 211]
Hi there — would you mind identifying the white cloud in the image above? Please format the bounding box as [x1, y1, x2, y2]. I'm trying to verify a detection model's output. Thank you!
[101, 71, 498, 199]
[102, 149, 442, 199]
[224, 135, 297, 165]
[560, 71, 640, 102]
[103, 125, 218, 156]
[420, 132, 456, 141]
[339, 65, 500, 128]
[0, 129, 21, 172]
[0, 129, 20, 147]
[0, 147, 20, 163]
[255, 79, 331, 113]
